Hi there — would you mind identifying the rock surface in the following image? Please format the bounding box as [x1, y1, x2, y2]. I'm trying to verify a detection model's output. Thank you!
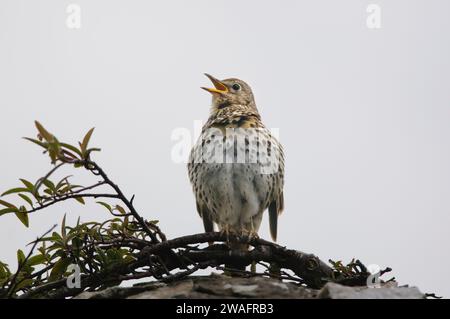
[318, 282, 424, 299]
[73, 274, 424, 299]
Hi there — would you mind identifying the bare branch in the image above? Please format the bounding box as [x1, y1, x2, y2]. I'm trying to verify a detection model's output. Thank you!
[87, 161, 161, 243]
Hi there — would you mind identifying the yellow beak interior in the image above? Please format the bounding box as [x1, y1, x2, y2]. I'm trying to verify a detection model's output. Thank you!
[202, 73, 228, 94]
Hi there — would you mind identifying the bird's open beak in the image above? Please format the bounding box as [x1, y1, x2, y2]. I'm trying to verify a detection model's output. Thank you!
[201, 73, 228, 94]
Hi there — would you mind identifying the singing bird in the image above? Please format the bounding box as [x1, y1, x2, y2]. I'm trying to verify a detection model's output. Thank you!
[188, 74, 284, 244]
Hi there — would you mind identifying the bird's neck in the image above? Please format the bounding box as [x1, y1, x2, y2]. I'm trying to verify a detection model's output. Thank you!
[207, 103, 262, 129]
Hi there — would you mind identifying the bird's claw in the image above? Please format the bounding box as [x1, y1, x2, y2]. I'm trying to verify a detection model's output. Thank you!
[219, 225, 231, 243]
[240, 229, 259, 242]
[248, 231, 259, 242]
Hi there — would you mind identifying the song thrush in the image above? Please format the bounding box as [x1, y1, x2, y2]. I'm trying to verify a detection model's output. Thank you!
[188, 74, 285, 247]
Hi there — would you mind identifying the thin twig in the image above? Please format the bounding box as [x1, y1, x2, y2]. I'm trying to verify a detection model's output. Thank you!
[87, 161, 160, 243]
[6, 224, 57, 297]
[25, 182, 112, 215]
[34, 163, 65, 195]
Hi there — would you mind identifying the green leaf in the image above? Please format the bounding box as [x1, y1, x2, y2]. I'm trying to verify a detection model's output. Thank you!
[95, 248, 108, 265]
[74, 197, 85, 205]
[80, 127, 95, 156]
[19, 194, 33, 207]
[55, 175, 73, 191]
[15, 206, 29, 228]
[97, 201, 112, 213]
[42, 179, 56, 193]
[47, 139, 61, 163]
[49, 258, 71, 281]
[61, 214, 67, 238]
[115, 205, 126, 215]
[14, 278, 34, 292]
[34, 121, 53, 142]
[58, 184, 82, 194]
[1, 187, 30, 196]
[26, 255, 46, 266]
[17, 249, 26, 265]
[51, 232, 63, 241]
[0, 199, 17, 209]
[23, 137, 48, 149]
[20, 179, 35, 192]
[0, 208, 17, 216]
[123, 216, 129, 230]
[60, 143, 82, 157]
[0, 262, 10, 279]
[18, 193, 33, 207]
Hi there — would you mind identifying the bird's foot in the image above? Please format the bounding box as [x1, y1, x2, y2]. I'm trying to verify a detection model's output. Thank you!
[239, 229, 259, 243]
[248, 231, 259, 242]
[219, 225, 231, 243]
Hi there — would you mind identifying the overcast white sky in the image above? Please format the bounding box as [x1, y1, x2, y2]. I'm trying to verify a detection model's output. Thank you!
[1, 0, 449, 298]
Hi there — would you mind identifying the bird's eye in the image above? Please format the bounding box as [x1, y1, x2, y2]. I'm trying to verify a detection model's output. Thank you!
[232, 83, 241, 91]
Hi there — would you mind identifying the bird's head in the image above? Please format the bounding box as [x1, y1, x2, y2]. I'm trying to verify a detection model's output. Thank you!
[201, 74, 256, 112]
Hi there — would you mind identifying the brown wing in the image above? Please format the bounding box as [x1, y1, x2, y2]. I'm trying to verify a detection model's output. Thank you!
[196, 201, 214, 233]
